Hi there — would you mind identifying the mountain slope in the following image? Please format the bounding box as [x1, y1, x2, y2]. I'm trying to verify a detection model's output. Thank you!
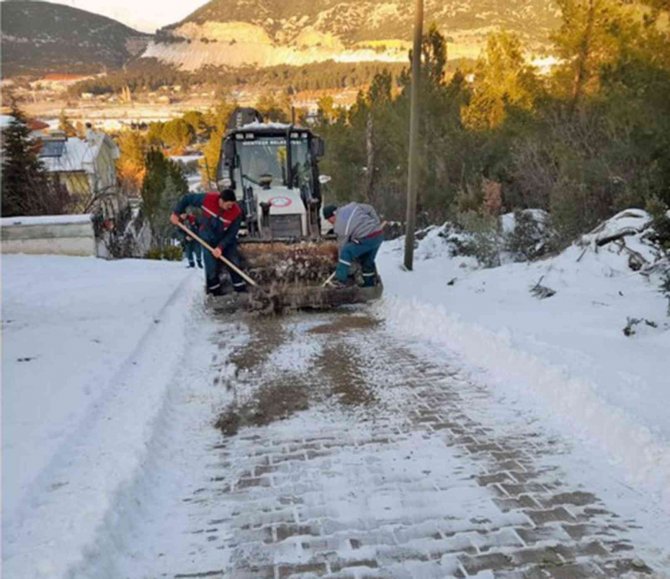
[174, 0, 559, 45]
[144, 0, 560, 70]
[1, 1, 149, 77]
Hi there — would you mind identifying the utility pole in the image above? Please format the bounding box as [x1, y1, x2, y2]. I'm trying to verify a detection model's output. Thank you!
[404, 0, 423, 271]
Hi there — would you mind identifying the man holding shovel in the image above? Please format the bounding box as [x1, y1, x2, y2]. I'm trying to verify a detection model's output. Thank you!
[323, 203, 384, 288]
[171, 189, 247, 295]
[182, 212, 203, 269]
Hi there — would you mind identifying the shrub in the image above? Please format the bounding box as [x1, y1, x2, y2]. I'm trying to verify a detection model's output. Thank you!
[145, 248, 163, 260]
[504, 209, 556, 262]
[453, 211, 503, 268]
[162, 245, 184, 261]
[146, 246, 183, 261]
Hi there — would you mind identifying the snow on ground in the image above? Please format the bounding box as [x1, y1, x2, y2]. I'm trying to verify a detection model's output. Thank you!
[377, 214, 670, 513]
[2, 210, 669, 576]
[1, 255, 200, 578]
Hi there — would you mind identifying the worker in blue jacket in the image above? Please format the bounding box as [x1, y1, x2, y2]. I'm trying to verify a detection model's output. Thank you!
[171, 189, 246, 295]
[183, 213, 203, 269]
[323, 203, 384, 287]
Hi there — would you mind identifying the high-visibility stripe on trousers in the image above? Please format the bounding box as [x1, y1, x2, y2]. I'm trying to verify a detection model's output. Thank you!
[335, 234, 384, 286]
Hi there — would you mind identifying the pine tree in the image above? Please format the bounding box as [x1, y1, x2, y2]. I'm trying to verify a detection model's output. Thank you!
[117, 130, 147, 195]
[199, 100, 236, 187]
[182, 110, 206, 138]
[141, 149, 188, 247]
[161, 118, 193, 154]
[551, 0, 627, 112]
[1, 104, 51, 216]
[201, 127, 224, 188]
[461, 31, 540, 131]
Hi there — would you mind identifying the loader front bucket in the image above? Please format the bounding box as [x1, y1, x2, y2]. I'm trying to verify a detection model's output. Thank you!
[209, 239, 383, 314]
[210, 282, 384, 315]
[239, 239, 340, 287]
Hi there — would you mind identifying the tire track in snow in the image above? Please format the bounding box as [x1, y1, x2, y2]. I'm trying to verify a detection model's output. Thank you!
[3, 274, 200, 579]
[106, 310, 667, 577]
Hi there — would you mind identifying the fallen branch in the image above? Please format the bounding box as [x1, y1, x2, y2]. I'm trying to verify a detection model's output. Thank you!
[623, 317, 658, 337]
[530, 276, 556, 299]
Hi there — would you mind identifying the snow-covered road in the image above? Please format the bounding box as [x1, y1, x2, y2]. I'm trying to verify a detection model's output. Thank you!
[3, 242, 669, 578]
[74, 311, 670, 577]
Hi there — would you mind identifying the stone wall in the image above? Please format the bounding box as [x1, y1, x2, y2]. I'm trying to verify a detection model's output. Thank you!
[1, 215, 96, 257]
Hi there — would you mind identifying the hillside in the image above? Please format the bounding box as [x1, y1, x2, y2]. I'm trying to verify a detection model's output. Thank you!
[175, 0, 559, 44]
[1, 1, 149, 77]
[144, 0, 560, 70]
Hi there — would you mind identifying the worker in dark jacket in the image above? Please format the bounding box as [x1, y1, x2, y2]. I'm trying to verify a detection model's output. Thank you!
[171, 189, 246, 295]
[183, 213, 203, 269]
[323, 202, 384, 287]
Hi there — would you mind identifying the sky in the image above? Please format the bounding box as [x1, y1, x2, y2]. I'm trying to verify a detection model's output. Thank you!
[23, 0, 211, 32]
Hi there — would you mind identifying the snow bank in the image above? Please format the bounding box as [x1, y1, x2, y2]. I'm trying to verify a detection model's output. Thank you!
[582, 208, 652, 246]
[378, 214, 670, 512]
[2, 255, 200, 578]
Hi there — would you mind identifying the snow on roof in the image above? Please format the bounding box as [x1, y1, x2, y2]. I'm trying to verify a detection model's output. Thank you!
[40, 137, 93, 173]
[1, 214, 93, 227]
[39, 132, 117, 174]
[239, 121, 292, 130]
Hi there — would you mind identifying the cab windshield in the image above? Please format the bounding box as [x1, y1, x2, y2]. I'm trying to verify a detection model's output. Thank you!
[238, 137, 287, 187]
[236, 135, 314, 197]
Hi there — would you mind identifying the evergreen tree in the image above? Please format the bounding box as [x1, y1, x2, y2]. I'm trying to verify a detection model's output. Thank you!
[161, 118, 193, 154]
[461, 31, 541, 130]
[141, 149, 188, 247]
[256, 92, 291, 122]
[201, 127, 224, 188]
[182, 110, 206, 138]
[551, 0, 628, 112]
[116, 130, 148, 195]
[316, 96, 336, 124]
[1, 104, 55, 216]
[146, 122, 165, 147]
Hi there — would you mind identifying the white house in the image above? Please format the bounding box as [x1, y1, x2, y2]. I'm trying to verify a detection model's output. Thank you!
[39, 126, 120, 201]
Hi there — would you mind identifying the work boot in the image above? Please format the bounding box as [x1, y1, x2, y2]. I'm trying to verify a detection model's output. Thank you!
[361, 271, 378, 287]
[207, 283, 224, 296]
[187, 262, 196, 268]
[197, 261, 203, 269]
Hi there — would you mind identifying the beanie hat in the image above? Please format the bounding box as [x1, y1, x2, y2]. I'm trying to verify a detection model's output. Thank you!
[323, 204, 337, 220]
[220, 189, 236, 202]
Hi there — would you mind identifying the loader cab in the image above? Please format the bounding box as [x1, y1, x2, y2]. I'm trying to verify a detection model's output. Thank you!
[217, 122, 326, 240]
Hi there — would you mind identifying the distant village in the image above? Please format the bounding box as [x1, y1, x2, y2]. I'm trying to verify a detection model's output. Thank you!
[0, 68, 356, 260]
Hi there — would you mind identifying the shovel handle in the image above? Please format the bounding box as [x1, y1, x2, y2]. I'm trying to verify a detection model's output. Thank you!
[322, 272, 337, 287]
[174, 220, 258, 288]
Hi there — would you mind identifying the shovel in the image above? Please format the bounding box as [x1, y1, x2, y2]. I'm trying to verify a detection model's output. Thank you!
[174, 220, 259, 288]
[322, 272, 337, 287]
